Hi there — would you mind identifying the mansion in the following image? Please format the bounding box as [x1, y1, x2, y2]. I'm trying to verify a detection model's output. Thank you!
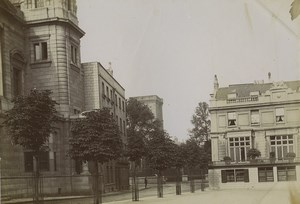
[208, 75, 300, 189]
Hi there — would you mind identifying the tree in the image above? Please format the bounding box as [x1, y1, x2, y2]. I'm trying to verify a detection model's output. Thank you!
[146, 121, 175, 197]
[189, 102, 210, 144]
[290, 0, 300, 20]
[68, 108, 123, 204]
[126, 98, 154, 165]
[184, 139, 201, 176]
[189, 101, 212, 177]
[184, 138, 202, 193]
[4, 89, 58, 203]
[126, 98, 154, 201]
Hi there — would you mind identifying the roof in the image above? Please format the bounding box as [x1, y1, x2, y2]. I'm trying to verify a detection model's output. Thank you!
[215, 80, 300, 100]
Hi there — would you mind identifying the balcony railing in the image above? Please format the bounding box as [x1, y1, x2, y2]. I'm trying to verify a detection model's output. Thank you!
[210, 157, 300, 167]
[227, 96, 258, 104]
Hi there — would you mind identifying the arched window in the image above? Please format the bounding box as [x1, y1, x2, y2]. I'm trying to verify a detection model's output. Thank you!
[11, 51, 25, 97]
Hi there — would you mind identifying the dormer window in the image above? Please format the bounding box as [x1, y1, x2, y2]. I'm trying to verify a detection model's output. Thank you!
[228, 112, 236, 126]
[275, 108, 284, 123]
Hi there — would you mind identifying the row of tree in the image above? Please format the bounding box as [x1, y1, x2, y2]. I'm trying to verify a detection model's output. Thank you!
[126, 99, 211, 199]
[4, 90, 211, 204]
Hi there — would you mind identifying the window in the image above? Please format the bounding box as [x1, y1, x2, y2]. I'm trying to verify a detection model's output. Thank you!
[34, 42, 48, 61]
[24, 152, 50, 172]
[13, 68, 22, 96]
[110, 90, 113, 100]
[228, 112, 236, 126]
[115, 94, 117, 106]
[277, 166, 296, 181]
[71, 45, 78, 65]
[54, 152, 57, 171]
[258, 167, 274, 182]
[67, 0, 72, 10]
[221, 169, 249, 183]
[106, 86, 109, 98]
[119, 98, 121, 109]
[270, 135, 293, 160]
[122, 101, 125, 112]
[275, 108, 284, 123]
[119, 118, 122, 131]
[123, 120, 126, 134]
[11, 52, 25, 97]
[229, 136, 251, 162]
[251, 110, 259, 125]
[34, 0, 44, 8]
[102, 82, 105, 97]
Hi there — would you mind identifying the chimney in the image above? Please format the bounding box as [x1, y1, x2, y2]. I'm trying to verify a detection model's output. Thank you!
[108, 62, 113, 76]
[214, 74, 219, 90]
[268, 72, 271, 82]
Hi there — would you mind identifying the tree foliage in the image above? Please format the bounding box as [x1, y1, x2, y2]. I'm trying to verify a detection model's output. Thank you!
[189, 102, 210, 143]
[126, 98, 154, 164]
[290, 0, 300, 20]
[4, 89, 58, 154]
[69, 108, 123, 164]
[146, 122, 175, 172]
[184, 139, 202, 170]
[172, 143, 187, 169]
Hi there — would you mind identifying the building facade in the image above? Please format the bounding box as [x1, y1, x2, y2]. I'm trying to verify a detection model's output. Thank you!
[0, 0, 129, 198]
[208, 76, 300, 189]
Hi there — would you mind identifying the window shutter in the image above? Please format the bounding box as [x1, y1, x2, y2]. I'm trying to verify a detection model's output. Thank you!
[244, 169, 249, 182]
[221, 170, 227, 183]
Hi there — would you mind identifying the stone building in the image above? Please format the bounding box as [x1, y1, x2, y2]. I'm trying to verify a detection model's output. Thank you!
[0, 0, 129, 198]
[208, 75, 300, 189]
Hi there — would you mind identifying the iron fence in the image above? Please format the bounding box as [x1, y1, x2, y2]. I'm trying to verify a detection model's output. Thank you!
[1, 174, 208, 203]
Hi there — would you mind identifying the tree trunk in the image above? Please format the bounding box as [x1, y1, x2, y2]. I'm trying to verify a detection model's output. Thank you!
[189, 168, 195, 193]
[33, 155, 42, 203]
[92, 162, 101, 204]
[132, 162, 139, 201]
[176, 168, 181, 195]
[157, 170, 163, 198]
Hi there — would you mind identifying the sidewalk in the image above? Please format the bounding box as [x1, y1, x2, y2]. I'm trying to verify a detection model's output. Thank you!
[2, 182, 299, 204]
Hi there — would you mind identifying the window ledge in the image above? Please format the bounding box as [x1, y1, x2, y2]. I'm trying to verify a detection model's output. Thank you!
[251, 123, 260, 126]
[30, 60, 52, 66]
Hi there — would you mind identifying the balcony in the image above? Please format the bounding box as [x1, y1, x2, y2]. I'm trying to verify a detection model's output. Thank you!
[226, 96, 258, 104]
[209, 157, 300, 168]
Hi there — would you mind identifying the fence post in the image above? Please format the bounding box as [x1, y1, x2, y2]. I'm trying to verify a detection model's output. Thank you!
[190, 176, 195, 193]
[131, 176, 139, 201]
[0, 157, 2, 204]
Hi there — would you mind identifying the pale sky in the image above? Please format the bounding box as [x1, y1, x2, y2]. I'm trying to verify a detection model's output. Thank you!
[77, 0, 300, 141]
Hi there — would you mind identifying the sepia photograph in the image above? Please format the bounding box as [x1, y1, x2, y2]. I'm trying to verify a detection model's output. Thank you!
[0, 0, 300, 203]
